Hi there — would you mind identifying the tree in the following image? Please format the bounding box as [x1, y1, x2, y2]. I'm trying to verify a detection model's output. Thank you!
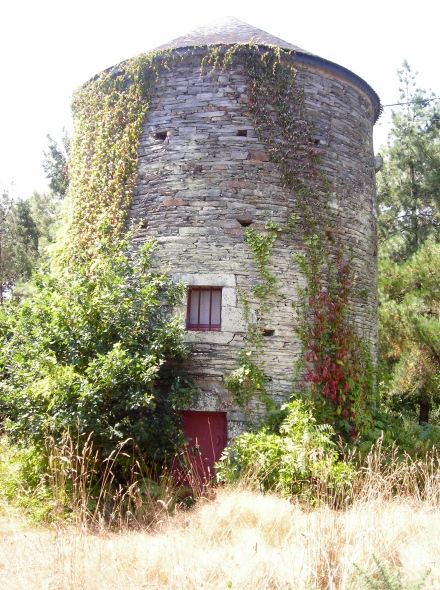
[379, 242, 440, 424]
[377, 61, 440, 262]
[0, 189, 18, 303]
[0, 228, 195, 469]
[0, 189, 55, 301]
[27, 190, 64, 258]
[13, 198, 39, 279]
[42, 130, 70, 198]
[377, 64, 440, 423]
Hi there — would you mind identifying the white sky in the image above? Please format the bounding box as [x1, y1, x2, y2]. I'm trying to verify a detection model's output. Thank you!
[1, 0, 438, 198]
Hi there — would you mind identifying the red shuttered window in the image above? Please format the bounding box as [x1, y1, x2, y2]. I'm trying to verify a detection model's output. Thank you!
[187, 287, 222, 331]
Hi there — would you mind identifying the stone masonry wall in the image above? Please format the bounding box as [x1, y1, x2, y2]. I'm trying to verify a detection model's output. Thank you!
[127, 54, 377, 439]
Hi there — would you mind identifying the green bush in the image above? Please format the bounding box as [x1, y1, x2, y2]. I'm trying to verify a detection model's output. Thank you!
[0, 436, 54, 520]
[359, 404, 440, 457]
[0, 227, 195, 471]
[216, 399, 354, 503]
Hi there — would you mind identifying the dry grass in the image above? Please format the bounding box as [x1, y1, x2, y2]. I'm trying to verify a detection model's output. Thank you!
[1, 485, 440, 590]
[2, 438, 440, 589]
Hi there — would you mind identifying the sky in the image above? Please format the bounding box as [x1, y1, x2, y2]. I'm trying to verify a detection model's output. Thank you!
[1, 0, 438, 199]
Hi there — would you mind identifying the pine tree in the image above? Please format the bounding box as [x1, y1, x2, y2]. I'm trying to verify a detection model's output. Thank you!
[378, 61, 440, 262]
[378, 63, 440, 423]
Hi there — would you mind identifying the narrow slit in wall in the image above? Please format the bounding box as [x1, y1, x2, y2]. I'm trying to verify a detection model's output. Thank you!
[155, 131, 168, 141]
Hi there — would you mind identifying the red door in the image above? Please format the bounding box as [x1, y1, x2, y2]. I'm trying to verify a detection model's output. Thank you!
[180, 411, 227, 481]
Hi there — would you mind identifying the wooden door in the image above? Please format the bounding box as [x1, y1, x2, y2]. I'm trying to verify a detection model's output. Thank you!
[180, 410, 227, 480]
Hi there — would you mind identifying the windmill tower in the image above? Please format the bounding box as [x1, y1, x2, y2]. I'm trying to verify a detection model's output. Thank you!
[94, 17, 380, 458]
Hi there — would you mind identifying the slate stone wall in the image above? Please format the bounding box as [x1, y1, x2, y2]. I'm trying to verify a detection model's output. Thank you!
[127, 54, 377, 438]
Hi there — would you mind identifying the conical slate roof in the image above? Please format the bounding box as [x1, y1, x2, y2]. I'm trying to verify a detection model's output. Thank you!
[151, 17, 381, 121]
[153, 16, 313, 54]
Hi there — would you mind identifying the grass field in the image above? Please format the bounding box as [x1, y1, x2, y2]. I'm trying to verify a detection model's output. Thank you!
[1, 486, 439, 590]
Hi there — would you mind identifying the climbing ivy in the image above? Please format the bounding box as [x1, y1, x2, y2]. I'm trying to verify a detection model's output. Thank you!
[244, 50, 376, 439]
[224, 219, 281, 413]
[209, 46, 376, 437]
[69, 50, 178, 258]
[290, 202, 376, 440]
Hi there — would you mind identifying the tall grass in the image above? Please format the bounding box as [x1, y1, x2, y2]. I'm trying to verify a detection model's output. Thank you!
[0, 433, 210, 530]
[1, 437, 440, 589]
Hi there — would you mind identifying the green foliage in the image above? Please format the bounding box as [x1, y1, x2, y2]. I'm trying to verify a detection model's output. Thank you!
[224, 350, 274, 411]
[0, 189, 52, 301]
[244, 47, 322, 191]
[216, 398, 354, 502]
[354, 556, 429, 590]
[377, 61, 440, 261]
[245, 220, 281, 301]
[12, 198, 39, 278]
[379, 240, 440, 423]
[0, 436, 53, 520]
[42, 131, 70, 199]
[0, 227, 195, 469]
[69, 51, 176, 256]
[28, 190, 64, 257]
[376, 62, 440, 430]
[0, 189, 18, 301]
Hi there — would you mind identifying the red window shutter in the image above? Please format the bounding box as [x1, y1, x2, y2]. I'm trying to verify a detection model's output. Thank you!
[187, 287, 222, 331]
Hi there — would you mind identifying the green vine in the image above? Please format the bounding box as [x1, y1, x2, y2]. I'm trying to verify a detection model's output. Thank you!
[211, 46, 376, 436]
[246, 220, 281, 303]
[68, 49, 187, 260]
[224, 219, 281, 412]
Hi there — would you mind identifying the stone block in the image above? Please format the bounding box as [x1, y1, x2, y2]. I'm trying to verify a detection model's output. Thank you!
[249, 152, 270, 162]
[172, 272, 236, 287]
[162, 198, 186, 207]
[222, 307, 247, 332]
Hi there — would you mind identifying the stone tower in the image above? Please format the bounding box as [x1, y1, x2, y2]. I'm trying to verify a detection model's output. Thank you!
[124, 17, 380, 441]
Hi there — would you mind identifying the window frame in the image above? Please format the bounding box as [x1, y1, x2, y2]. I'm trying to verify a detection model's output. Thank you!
[186, 286, 222, 332]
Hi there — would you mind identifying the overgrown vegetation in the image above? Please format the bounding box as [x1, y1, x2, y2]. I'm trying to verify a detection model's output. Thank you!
[378, 62, 440, 425]
[0, 228, 195, 482]
[68, 51, 173, 256]
[1, 446, 439, 588]
[217, 399, 355, 502]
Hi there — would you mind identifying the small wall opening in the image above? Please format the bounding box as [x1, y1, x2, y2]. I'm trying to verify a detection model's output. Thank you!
[139, 219, 148, 229]
[262, 329, 275, 337]
[236, 129, 248, 137]
[154, 131, 168, 141]
[237, 219, 253, 227]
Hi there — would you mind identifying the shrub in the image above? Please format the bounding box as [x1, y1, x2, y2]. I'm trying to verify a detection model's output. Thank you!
[216, 398, 354, 503]
[0, 227, 195, 472]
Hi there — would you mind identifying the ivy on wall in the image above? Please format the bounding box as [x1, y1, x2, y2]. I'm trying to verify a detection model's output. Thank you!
[208, 47, 376, 437]
[69, 52, 171, 257]
[290, 201, 376, 439]
[224, 218, 281, 413]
